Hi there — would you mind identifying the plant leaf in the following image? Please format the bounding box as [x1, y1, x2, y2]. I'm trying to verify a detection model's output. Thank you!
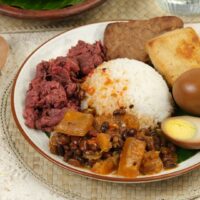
[176, 147, 198, 163]
[0, 0, 84, 10]
[44, 132, 50, 138]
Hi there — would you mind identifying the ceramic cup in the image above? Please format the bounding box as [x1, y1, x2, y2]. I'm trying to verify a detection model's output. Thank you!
[156, 0, 200, 15]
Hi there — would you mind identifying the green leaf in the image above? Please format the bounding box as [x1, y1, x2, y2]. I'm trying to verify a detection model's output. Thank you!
[0, 0, 84, 10]
[44, 132, 50, 138]
[176, 147, 198, 163]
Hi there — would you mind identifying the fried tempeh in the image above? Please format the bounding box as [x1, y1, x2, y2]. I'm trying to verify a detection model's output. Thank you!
[104, 16, 183, 62]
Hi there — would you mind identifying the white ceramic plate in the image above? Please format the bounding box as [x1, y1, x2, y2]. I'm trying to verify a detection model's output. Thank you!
[11, 21, 200, 183]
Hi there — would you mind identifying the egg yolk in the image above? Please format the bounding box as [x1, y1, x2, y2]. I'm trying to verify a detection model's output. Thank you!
[164, 119, 196, 140]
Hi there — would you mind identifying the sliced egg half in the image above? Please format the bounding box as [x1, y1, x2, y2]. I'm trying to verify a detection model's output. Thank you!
[161, 116, 200, 149]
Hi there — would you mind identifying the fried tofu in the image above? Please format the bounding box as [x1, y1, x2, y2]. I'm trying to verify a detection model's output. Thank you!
[146, 27, 200, 86]
[104, 16, 183, 62]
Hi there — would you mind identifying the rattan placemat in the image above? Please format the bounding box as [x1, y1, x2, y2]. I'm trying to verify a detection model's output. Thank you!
[1, 0, 200, 33]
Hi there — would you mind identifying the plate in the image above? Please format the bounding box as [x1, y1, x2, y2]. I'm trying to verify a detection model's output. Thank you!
[0, 0, 106, 20]
[11, 21, 200, 183]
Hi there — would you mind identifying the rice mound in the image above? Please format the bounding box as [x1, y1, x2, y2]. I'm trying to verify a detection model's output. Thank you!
[81, 58, 173, 128]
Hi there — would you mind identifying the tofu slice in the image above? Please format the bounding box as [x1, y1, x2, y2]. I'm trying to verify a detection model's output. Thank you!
[146, 27, 200, 86]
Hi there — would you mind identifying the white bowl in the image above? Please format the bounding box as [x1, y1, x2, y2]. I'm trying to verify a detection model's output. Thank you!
[156, 0, 200, 15]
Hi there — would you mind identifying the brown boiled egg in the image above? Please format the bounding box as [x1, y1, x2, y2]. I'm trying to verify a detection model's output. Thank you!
[161, 116, 200, 149]
[172, 68, 200, 115]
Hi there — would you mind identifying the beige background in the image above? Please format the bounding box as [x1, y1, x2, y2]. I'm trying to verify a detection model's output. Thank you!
[1, 0, 200, 199]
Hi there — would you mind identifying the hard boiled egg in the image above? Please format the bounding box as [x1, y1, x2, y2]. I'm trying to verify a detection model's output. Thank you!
[161, 116, 200, 149]
[172, 68, 200, 116]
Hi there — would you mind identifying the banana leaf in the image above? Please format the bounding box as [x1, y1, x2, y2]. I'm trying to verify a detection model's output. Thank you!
[177, 147, 198, 163]
[0, 0, 84, 10]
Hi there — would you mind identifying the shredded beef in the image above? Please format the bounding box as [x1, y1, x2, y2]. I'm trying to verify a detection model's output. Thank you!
[68, 40, 106, 75]
[23, 40, 105, 132]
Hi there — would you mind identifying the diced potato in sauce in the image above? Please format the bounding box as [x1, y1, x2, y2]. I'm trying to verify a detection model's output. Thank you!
[83, 151, 102, 160]
[136, 131, 155, 151]
[54, 110, 94, 136]
[94, 115, 115, 131]
[94, 113, 139, 131]
[140, 151, 163, 175]
[118, 138, 146, 178]
[97, 133, 112, 152]
[49, 133, 58, 154]
[91, 157, 117, 175]
[120, 114, 139, 129]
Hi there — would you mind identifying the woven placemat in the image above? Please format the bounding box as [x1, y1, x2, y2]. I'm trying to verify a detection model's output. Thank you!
[1, 0, 200, 33]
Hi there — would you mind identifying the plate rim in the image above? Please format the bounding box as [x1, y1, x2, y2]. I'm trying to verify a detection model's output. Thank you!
[0, 0, 106, 20]
[11, 21, 200, 183]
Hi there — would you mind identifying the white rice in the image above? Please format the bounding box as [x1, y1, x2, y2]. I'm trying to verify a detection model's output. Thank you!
[81, 58, 173, 128]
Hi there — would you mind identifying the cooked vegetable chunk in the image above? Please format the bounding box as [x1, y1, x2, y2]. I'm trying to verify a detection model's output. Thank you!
[54, 110, 94, 136]
[118, 138, 146, 178]
[140, 151, 163, 175]
[49, 133, 58, 154]
[121, 114, 139, 129]
[97, 133, 112, 152]
[92, 157, 117, 175]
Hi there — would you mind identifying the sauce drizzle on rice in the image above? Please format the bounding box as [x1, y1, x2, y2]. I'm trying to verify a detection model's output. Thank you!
[81, 58, 174, 129]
